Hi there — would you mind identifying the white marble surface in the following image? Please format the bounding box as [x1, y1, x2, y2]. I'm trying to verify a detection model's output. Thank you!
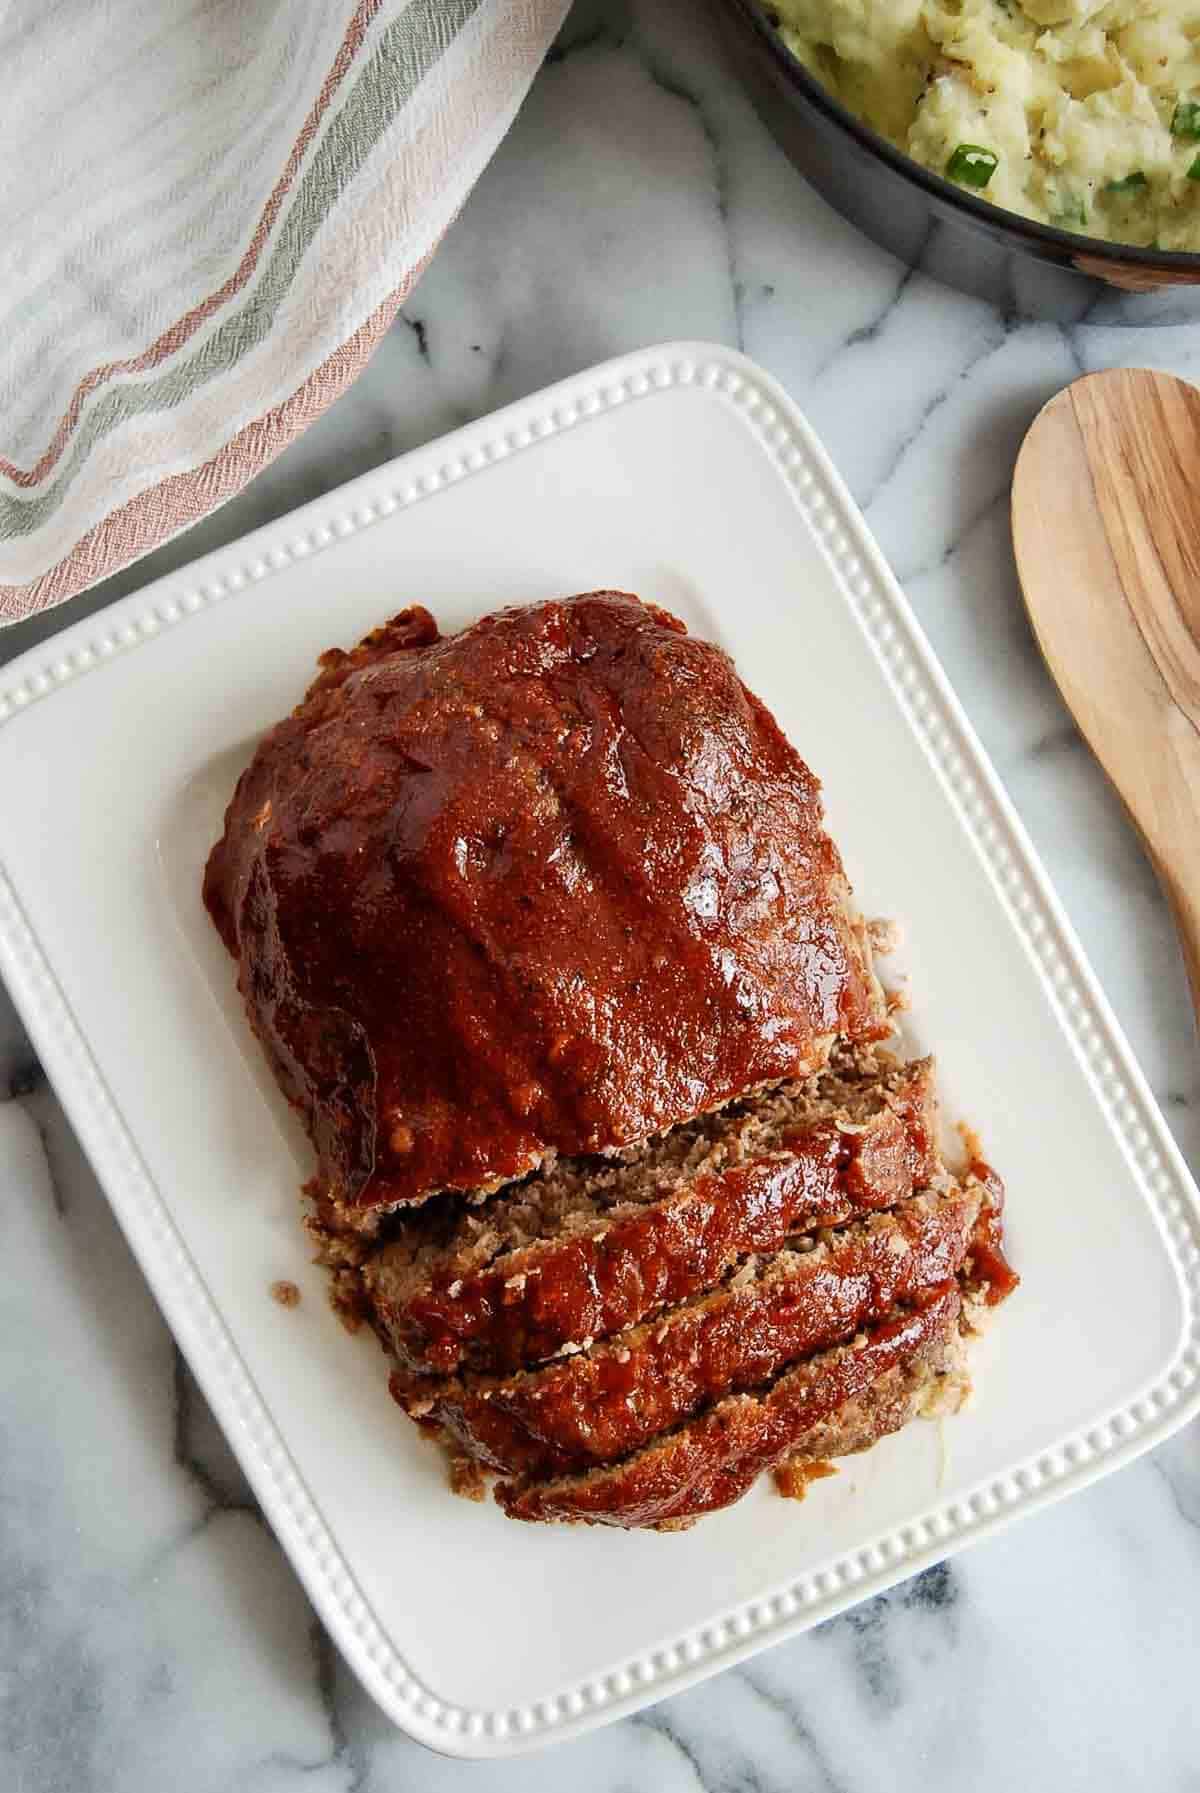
[5, 0, 1200, 1785]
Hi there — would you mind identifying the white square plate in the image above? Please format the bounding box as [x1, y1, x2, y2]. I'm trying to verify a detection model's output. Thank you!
[2, 343, 1198, 1759]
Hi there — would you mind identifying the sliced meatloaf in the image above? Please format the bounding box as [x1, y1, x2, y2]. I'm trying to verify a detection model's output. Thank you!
[394, 1186, 979, 1478]
[497, 1283, 964, 1529]
[960, 1160, 1021, 1308]
[359, 1047, 938, 1375]
[203, 589, 1018, 1533]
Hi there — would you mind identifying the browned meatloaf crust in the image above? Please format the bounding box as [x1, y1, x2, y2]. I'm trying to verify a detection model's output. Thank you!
[359, 1047, 938, 1375]
[497, 1283, 963, 1529]
[203, 594, 887, 1223]
[394, 1188, 978, 1479]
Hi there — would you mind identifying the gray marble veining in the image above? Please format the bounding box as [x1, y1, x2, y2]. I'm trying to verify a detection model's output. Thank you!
[4, 0, 1200, 1785]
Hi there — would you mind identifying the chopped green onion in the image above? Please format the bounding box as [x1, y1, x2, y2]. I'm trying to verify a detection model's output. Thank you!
[1104, 171, 1148, 194]
[946, 143, 998, 189]
[1189, 153, 1200, 180]
[1173, 99, 1200, 139]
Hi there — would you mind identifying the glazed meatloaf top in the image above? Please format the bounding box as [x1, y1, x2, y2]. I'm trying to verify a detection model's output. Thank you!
[204, 593, 887, 1216]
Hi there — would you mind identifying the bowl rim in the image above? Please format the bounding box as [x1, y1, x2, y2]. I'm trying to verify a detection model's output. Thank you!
[727, 0, 1200, 271]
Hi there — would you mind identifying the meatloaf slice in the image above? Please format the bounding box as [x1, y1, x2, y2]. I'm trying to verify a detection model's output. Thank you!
[359, 1049, 939, 1375]
[396, 1187, 978, 1478]
[497, 1283, 963, 1529]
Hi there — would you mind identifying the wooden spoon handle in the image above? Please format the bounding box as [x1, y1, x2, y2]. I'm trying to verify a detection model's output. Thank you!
[1106, 714, 1200, 1025]
[1012, 369, 1200, 1032]
[1158, 837, 1200, 1030]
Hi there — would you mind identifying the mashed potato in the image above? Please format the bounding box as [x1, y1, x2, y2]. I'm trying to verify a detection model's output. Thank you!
[774, 0, 1200, 248]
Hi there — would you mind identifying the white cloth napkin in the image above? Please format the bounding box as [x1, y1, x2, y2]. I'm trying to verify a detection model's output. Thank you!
[0, 0, 568, 622]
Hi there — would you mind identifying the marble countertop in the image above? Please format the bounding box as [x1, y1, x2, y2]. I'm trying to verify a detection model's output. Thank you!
[5, 1, 1200, 1786]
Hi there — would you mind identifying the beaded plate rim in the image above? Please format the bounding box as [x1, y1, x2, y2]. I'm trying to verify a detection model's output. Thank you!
[1, 341, 1197, 1758]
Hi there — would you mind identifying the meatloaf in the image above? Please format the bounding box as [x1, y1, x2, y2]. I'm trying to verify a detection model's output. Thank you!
[393, 1188, 979, 1479]
[360, 1045, 939, 1376]
[204, 593, 888, 1224]
[498, 1283, 965, 1529]
[206, 593, 1017, 1531]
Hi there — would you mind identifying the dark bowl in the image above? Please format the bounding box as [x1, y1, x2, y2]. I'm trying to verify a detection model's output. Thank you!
[713, 0, 1200, 322]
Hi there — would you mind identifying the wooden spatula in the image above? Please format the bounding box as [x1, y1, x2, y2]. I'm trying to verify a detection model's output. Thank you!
[1011, 367, 1200, 1018]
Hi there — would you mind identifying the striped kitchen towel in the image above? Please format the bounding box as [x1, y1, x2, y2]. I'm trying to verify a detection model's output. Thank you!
[0, 0, 568, 623]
